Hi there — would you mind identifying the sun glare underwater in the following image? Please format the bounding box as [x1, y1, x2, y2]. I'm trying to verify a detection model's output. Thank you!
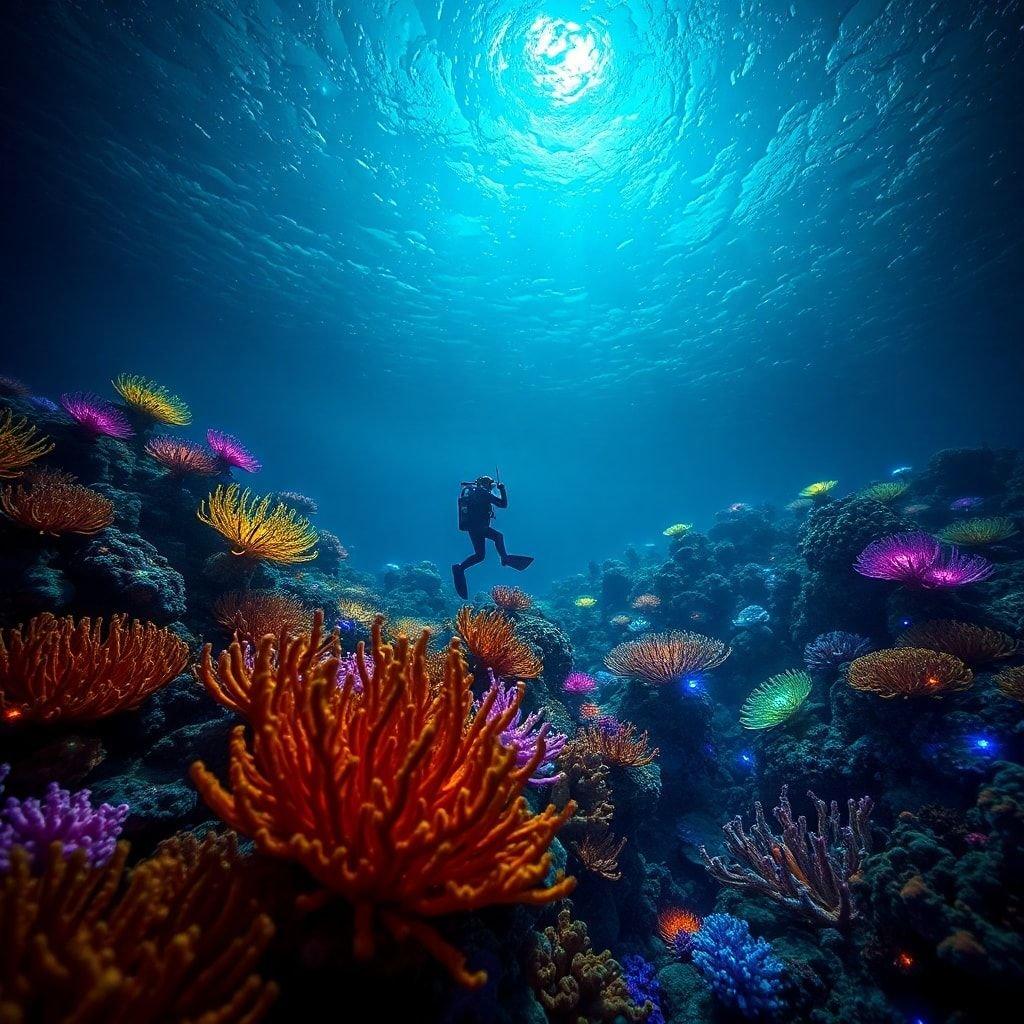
[1, 1, 1024, 1023]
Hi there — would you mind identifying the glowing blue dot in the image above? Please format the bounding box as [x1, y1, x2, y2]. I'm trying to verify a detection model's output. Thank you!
[900, 618, 912, 628]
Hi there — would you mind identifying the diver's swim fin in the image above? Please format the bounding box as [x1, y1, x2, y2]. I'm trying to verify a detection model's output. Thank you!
[452, 563, 468, 599]
[502, 555, 534, 571]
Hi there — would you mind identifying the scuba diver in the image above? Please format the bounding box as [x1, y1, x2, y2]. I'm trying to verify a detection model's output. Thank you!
[453, 474, 533, 599]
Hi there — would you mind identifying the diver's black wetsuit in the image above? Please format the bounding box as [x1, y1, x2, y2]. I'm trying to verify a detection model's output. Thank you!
[457, 483, 509, 571]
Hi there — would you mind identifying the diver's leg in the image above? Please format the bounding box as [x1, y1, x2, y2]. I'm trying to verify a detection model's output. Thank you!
[489, 528, 534, 571]
[485, 527, 509, 562]
[453, 532, 487, 599]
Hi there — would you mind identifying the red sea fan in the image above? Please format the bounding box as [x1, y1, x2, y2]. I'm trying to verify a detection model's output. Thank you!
[207, 429, 262, 473]
[854, 532, 993, 588]
[60, 392, 134, 439]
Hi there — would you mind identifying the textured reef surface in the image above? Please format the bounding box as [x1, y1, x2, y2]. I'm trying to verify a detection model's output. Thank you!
[2, 377, 1023, 1023]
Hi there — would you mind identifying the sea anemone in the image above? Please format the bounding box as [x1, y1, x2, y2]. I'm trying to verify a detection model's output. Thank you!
[739, 670, 812, 730]
[144, 435, 219, 476]
[995, 666, 1024, 702]
[632, 593, 660, 610]
[0, 409, 53, 478]
[112, 374, 191, 425]
[800, 480, 838, 499]
[206, 428, 262, 473]
[60, 392, 135, 439]
[854, 532, 994, 588]
[858, 481, 908, 503]
[197, 484, 318, 564]
[1, 469, 114, 536]
[896, 619, 1017, 666]
[492, 585, 533, 612]
[575, 596, 597, 609]
[563, 671, 598, 695]
[573, 721, 659, 767]
[213, 589, 313, 645]
[803, 631, 873, 676]
[937, 517, 1018, 546]
[847, 648, 973, 698]
[658, 907, 702, 959]
[605, 631, 731, 685]
[455, 606, 542, 679]
[663, 523, 693, 537]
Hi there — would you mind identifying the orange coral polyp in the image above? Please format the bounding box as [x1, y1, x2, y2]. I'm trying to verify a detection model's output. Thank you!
[191, 619, 575, 987]
[456, 606, 542, 679]
[847, 647, 973, 699]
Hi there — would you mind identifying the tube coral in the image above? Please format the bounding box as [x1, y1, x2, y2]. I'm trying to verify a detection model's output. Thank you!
[854, 532, 994, 587]
[1, 469, 114, 535]
[60, 392, 134, 439]
[937, 516, 1018, 545]
[0, 612, 189, 724]
[113, 373, 191, 425]
[573, 721, 659, 767]
[191, 619, 575, 988]
[896, 619, 1018, 666]
[207, 428, 262, 473]
[455, 606, 542, 679]
[605, 631, 730, 685]
[0, 409, 54, 478]
[212, 589, 313, 646]
[197, 484, 318, 564]
[145, 435, 219, 476]
[491, 584, 533, 612]
[0, 833, 276, 1023]
[739, 670, 812, 730]
[846, 647, 973, 698]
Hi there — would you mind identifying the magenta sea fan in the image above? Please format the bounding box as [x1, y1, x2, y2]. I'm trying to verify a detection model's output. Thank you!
[207, 429, 261, 473]
[60, 392, 134, 439]
[854, 532, 994, 588]
[563, 671, 598, 695]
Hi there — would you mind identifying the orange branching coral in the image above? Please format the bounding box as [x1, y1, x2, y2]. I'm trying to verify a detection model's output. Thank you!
[1, 469, 114, 535]
[995, 665, 1024, 702]
[0, 408, 53, 478]
[605, 630, 731, 684]
[213, 589, 314, 646]
[847, 648, 973, 699]
[492, 584, 533, 612]
[574, 722, 659, 767]
[896, 619, 1018, 666]
[0, 833, 276, 1023]
[0, 612, 189, 724]
[456, 605, 542, 679]
[198, 484, 318, 564]
[191, 619, 575, 987]
[573, 832, 627, 881]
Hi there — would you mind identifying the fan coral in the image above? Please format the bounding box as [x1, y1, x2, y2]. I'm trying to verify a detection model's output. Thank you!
[112, 373, 191, 425]
[847, 647, 973, 698]
[492, 584, 533, 612]
[1, 469, 114, 535]
[207, 428, 262, 473]
[663, 522, 693, 537]
[690, 914, 785, 1018]
[896, 619, 1018, 666]
[0, 777, 127, 871]
[575, 596, 597, 608]
[455, 606, 542, 679]
[472, 674, 567, 785]
[213, 589, 313, 645]
[859, 481, 909, 503]
[0, 832, 276, 1022]
[658, 907, 702, 959]
[0, 409, 54, 478]
[0, 612, 189, 724]
[632, 593, 661, 610]
[804, 631, 873, 675]
[572, 832, 627, 881]
[996, 665, 1024, 702]
[573, 721, 659, 767]
[563, 671, 598, 695]
[800, 480, 838, 499]
[604, 631, 731, 684]
[740, 670, 812, 729]
[854, 532, 994, 587]
[144, 435, 219, 476]
[198, 484, 318, 564]
[937, 516, 1018, 545]
[192, 620, 574, 987]
[60, 391, 135, 439]
[701, 787, 874, 927]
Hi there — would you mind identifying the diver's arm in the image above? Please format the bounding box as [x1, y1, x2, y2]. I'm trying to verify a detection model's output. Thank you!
[491, 483, 508, 508]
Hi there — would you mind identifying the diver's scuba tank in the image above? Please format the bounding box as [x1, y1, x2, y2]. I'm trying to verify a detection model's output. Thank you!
[457, 483, 474, 532]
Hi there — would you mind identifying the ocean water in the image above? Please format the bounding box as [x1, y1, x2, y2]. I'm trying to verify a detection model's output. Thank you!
[1, 1, 1023, 1022]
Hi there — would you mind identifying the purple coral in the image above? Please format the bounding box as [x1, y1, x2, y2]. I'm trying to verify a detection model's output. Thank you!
[854, 532, 994, 588]
[206, 429, 262, 473]
[804, 631, 873, 676]
[474, 674, 567, 785]
[0, 767, 128, 871]
[563, 671, 597, 695]
[60, 391, 135, 439]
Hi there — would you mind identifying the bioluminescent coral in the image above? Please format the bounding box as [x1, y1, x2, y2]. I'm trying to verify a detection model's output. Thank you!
[192, 619, 574, 988]
[703, 787, 874, 927]
[0, 776, 127, 871]
[937, 516, 1018, 545]
[212, 588, 313, 645]
[572, 832, 627, 881]
[112, 373, 191, 425]
[60, 391, 135, 439]
[995, 665, 1024, 702]
[663, 522, 693, 537]
[689, 914, 785, 1018]
[573, 721, 659, 767]
[632, 593, 660, 610]
[604, 630, 731, 685]
[1, 469, 114, 536]
[206, 428, 262, 473]
[144, 434, 219, 476]
[492, 584, 533, 612]
[627, 617, 651, 633]
[733, 604, 770, 629]
[658, 907, 702, 959]
[800, 479, 838, 499]
[456, 605, 542, 679]
[739, 670, 812, 729]
[847, 647, 973, 698]
[621, 955, 666, 1024]
[0, 408, 53, 478]
[0, 612, 189, 724]
[854, 532, 994, 587]
[897, 619, 1018, 666]
[858, 481, 909, 503]
[803, 630, 874, 676]
[197, 483, 318, 564]
[563, 671, 598, 695]
[575, 595, 597, 608]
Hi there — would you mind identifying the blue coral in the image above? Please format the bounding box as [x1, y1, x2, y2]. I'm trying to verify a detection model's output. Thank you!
[803, 630, 873, 676]
[621, 955, 664, 1024]
[690, 914, 785, 1018]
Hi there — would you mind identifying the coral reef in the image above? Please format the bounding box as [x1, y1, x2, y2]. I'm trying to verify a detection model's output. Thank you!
[455, 605, 542, 679]
[145, 435, 220, 476]
[198, 484, 318, 564]
[2, 469, 114, 535]
[854, 532, 994, 588]
[604, 631, 730, 685]
[847, 647, 973, 698]
[113, 373, 191, 425]
[572, 721, 659, 767]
